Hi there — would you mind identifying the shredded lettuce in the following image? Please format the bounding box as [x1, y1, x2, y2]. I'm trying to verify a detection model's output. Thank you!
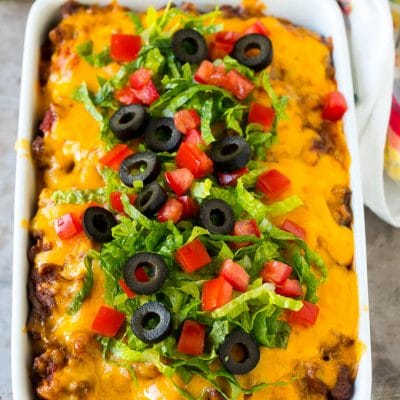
[267, 195, 304, 218]
[52, 188, 106, 205]
[76, 40, 111, 67]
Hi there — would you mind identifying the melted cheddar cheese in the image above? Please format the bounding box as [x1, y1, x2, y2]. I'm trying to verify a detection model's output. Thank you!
[29, 3, 360, 400]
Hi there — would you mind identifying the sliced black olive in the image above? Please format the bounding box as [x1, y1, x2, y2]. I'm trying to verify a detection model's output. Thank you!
[135, 182, 167, 216]
[144, 117, 183, 153]
[171, 28, 208, 64]
[110, 105, 148, 141]
[119, 152, 161, 187]
[131, 301, 171, 344]
[83, 206, 117, 243]
[123, 252, 168, 295]
[218, 330, 260, 375]
[210, 136, 250, 173]
[199, 199, 235, 235]
[232, 34, 273, 72]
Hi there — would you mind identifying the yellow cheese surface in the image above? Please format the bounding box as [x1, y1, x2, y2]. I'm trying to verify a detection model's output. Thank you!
[29, 3, 360, 399]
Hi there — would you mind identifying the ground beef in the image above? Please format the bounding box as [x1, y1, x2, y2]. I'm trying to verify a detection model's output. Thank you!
[303, 364, 329, 396]
[313, 121, 338, 155]
[329, 365, 354, 400]
[327, 185, 353, 227]
[181, 2, 199, 14]
[33, 346, 66, 379]
[203, 388, 224, 400]
[39, 108, 56, 134]
[28, 231, 52, 263]
[61, 0, 83, 18]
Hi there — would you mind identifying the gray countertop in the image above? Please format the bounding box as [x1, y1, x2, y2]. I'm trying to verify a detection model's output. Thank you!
[0, 1, 399, 399]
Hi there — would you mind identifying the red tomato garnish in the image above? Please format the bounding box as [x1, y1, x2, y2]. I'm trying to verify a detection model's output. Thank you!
[202, 277, 233, 311]
[175, 239, 211, 273]
[223, 69, 255, 100]
[232, 219, 261, 248]
[244, 20, 270, 36]
[99, 144, 134, 171]
[220, 259, 250, 292]
[118, 278, 136, 298]
[194, 60, 215, 84]
[177, 320, 206, 356]
[208, 64, 227, 86]
[281, 219, 306, 240]
[135, 266, 150, 282]
[157, 198, 184, 224]
[287, 301, 319, 327]
[110, 34, 141, 62]
[177, 196, 200, 219]
[260, 261, 293, 286]
[176, 142, 213, 178]
[133, 80, 160, 105]
[256, 169, 291, 200]
[115, 87, 139, 105]
[322, 91, 348, 122]
[184, 128, 206, 146]
[54, 213, 82, 240]
[165, 168, 194, 196]
[129, 68, 153, 90]
[209, 41, 234, 60]
[217, 167, 249, 186]
[110, 191, 137, 213]
[174, 109, 201, 134]
[248, 103, 275, 131]
[91, 306, 125, 337]
[216, 31, 242, 44]
[276, 279, 303, 298]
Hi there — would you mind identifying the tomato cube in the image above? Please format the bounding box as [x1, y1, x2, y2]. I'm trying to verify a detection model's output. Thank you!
[110, 34, 141, 62]
[110, 191, 137, 213]
[194, 60, 215, 84]
[99, 144, 134, 171]
[118, 278, 136, 298]
[248, 103, 275, 131]
[177, 196, 199, 219]
[276, 279, 303, 298]
[256, 169, 291, 199]
[174, 109, 201, 134]
[115, 87, 139, 105]
[223, 69, 255, 100]
[177, 320, 206, 356]
[165, 168, 194, 196]
[209, 41, 234, 60]
[176, 142, 213, 178]
[208, 64, 227, 87]
[233, 219, 261, 248]
[287, 301, 319, 327]
[322, 91, 347, 122]
[202, 277, 233, 311]
[217, 167, 249, 187]
[184, 128, 206, 146]
[260, 261, 293, 285]
[129, 68, 153, 90]
[91, 306, 125, 337]
[157, 198, 184, 224]
[244, 20, 270, 36]
[220, 259, 250, 292]
[215, 31, 242, 44]
[281, 219, 306, 240]
[133, 80, 160, 105]
[175, 239, 211, 273]
[54, 213, 82, 240]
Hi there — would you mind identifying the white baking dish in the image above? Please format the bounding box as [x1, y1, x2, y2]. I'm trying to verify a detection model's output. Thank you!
[12, 0, 371, 399]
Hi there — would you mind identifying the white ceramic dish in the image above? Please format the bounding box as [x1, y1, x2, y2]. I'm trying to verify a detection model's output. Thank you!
[12, 0, 372, 399]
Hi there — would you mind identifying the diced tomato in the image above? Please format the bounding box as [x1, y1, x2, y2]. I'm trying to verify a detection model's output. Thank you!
[175, 239, 211, 273]
[281, 219, 306, 240]
[248, 103, 275, 131]
[177, 320, 206, 356]
[256, 169, 291, 199]
[223, 69, 255, 100]
[176, 142, 213, 178]
[165, 168, 194, 196]
[54, 213, 82, 240]
[287, 301, 319, 327]
[177, 196, 199, 219]
[129, 68, 153, 90]
[99, 144, 134, 171]
[244, 20, 270, 36]
[118, 278, 136, 298]
[133, 80, 160, 105]
[260, 261, 293, 286]
[220, 259, 250, 292]
[216, 31, 242, 45]
[276, 279, 303, 298]
[209, 41, 234, 60]
[184, 128, 206, 146]
[115, 87, 139, 105]
[157, 198, 184, 223]
[233, 219, 261, 248]
[110, 191, 137, 213]
[110, 34, 141, 62]
[202, 277, 233, 311]
[322, 91, 348, 122]
[91, 306, 125, 337]
[174, 109, 201, 134]
[194, 60, 215, 84]
[135, 266, 150, 282]
[208, 64, 227, 87]
[217, 167, 249, 186]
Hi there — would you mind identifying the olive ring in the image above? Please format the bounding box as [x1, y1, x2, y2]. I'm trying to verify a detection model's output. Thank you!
[119, 152, 161, 187]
